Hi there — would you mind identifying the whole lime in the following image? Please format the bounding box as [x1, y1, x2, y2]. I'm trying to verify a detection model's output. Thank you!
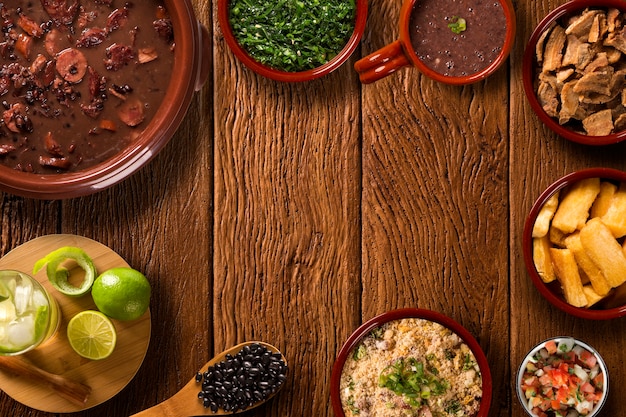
[91, 267, 151, 321]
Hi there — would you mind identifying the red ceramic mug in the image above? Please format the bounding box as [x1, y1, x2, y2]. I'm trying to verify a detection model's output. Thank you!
[354, 0, 516, 85]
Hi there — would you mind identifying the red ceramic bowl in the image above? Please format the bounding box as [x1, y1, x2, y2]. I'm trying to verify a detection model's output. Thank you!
[401, 0, 516, 85]
[522, 0, 626, 145]
[217, 0, 367, 82]
[354, 0, 516, 85]
[0, 0, 210, 200]
[523, 168, 626, 319]
[330, 308, 492, 417]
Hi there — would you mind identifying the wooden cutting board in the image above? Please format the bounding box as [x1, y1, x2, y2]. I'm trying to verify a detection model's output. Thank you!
[0, 234, 151, 413]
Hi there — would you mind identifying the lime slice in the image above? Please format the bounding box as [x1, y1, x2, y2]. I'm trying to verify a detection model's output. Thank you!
[0, 281, 10, 302]
[32, 305, 49, 343]
[33, 247, 96, 297]
[67, 310, 117, 360]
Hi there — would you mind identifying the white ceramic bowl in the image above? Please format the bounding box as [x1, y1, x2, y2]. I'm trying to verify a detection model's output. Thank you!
[517, 337, 608, 417]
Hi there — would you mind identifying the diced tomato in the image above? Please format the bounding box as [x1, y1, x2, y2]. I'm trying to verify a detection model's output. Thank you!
[524, 376, 540, 387]
[580, 381, 595, 394]
[531, 407, 548, 417]
[550, 399, 561, 410]
[549, 368, 570, 386]
[556, 386, 570, 402]
[579, 350, 597, 368]
[592, 373, 604, 390]
[562, 350, 576, 362]
[545, 340, 557, 354]
[537, 398, 552, 411]
[539, 373, 553, 387]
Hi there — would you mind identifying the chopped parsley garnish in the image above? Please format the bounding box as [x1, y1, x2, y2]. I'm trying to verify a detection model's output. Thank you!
[448, 16, 467, 34]
[229, 0, 357, 72]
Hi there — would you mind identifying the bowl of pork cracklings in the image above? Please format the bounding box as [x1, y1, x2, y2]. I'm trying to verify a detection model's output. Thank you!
[523, 0, 626, 145]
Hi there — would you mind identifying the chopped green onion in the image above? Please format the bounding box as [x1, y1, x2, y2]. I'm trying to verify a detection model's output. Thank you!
[448, 16, 467, 34]
[378, 357, 449, 408]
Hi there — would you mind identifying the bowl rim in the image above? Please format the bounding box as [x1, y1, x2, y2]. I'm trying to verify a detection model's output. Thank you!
[217, 0, 368, 82]
[522, 0, 626, 145]
[515, 336, 609, 417]
[522, 167, 626, 319]
[0, 0, 203, 199]
[329, 307, 493, 417]
[395, 0, 516, 85]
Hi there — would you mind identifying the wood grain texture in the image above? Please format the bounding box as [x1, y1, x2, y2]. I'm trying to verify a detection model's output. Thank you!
[0, 0, 625, 416]
[359, 2, 509, 416]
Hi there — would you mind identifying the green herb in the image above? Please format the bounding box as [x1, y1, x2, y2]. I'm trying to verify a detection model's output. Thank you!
[444, 349, 455, 360]
[444, 400, 462, 414]
[462, 353, 477, 371]
[378, 357, 449, 408]
[229, 0, 356, 72]
[346, 396, 360, 414]
[447, 16, 467, 34]
[371, 327, 384, 340]
[352, 344, 366, 361]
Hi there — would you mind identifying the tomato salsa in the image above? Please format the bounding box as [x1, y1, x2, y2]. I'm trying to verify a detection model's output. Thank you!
[520, 339, 605, 417]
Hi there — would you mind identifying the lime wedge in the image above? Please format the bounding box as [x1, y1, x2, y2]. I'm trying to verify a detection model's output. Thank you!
[0, 278, 12, 302]
[32, 305, 49, 343]
[67, 310, 116, 360]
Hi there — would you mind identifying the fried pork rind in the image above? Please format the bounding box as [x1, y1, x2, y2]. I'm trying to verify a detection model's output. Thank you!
[535, 7, 626, 135]
[551, 178, 601, 233]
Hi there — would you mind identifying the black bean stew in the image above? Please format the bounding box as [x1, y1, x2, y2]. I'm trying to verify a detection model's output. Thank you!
[0, 0, 174, 173]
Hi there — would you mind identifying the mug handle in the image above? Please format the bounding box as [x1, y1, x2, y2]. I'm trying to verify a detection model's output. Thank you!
[354, 40, 410, 84]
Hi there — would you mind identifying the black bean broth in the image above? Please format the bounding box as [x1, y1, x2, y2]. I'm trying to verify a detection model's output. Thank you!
[0, 0, 174, 173]
[409, 0, 507, 78]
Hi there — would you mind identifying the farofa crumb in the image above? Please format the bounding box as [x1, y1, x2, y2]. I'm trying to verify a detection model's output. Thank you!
[340, 318, 483, 417]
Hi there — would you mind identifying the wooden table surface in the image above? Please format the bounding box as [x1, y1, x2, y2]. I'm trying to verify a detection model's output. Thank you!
[1, 0, 626, 416]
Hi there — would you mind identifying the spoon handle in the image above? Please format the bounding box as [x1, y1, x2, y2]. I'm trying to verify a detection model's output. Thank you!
[0, 355, 91, 406]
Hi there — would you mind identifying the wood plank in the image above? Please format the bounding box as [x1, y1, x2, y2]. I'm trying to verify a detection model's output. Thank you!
[510, 1, 626, 416]
[212, 5, 363, 413]
[359, 1, 510, 416]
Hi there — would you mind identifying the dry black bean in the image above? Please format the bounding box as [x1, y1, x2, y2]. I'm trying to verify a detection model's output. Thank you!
[196, 343, 287, 412]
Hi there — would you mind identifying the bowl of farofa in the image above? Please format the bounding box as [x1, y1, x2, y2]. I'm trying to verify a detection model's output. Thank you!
[523, 0, 626, 145]
[330, 308, 492, 417]
[517, 337, 608, 416]
[523, 168, 626, 319]
[217, 0, 367, 82]
[0, 0, 210, 199]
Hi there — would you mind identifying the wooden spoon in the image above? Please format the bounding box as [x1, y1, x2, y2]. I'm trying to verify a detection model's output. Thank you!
[0, 355, 91, 406]
[131, 341, 287, 417]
